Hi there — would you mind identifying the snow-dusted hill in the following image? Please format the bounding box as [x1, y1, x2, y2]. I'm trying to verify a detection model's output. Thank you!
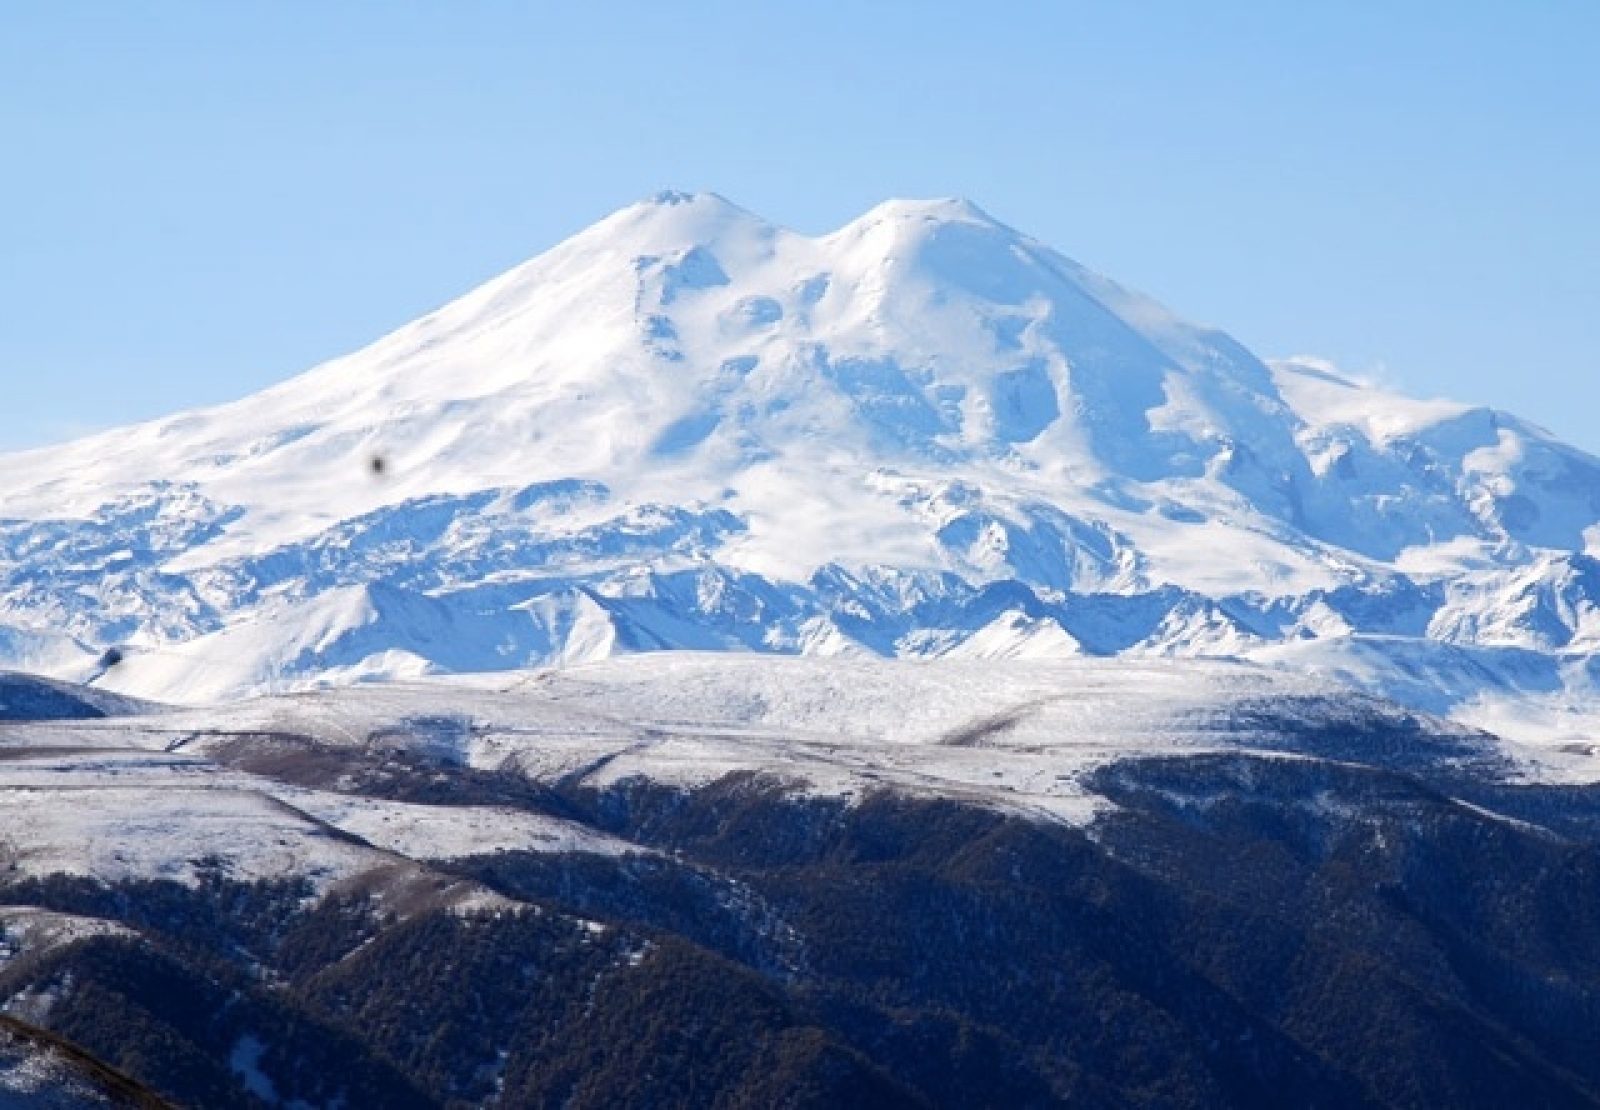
[2, 191, 1598, 741]
[0, 654, 1528, 888]
[3, 655, 1597, 1108]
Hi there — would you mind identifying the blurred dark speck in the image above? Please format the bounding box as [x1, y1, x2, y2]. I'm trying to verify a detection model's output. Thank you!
[370, 455, 387, 477]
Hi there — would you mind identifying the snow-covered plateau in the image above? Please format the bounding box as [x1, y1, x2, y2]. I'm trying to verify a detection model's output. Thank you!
[2, 190, 1598, 764]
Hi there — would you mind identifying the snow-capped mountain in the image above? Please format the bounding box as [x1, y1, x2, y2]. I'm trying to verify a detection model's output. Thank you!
[3, 190, 1598, 743]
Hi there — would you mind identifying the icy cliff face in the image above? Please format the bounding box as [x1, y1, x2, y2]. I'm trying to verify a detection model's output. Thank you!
[1, 191, 1597, 725]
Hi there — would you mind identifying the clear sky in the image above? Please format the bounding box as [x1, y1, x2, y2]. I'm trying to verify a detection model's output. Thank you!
[4, 2, 1598, 453]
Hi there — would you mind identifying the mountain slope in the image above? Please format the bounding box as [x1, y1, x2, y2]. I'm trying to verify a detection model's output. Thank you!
[0, 1013, 175, 1108]
[0, 657, 1597, 1108]
[1, 191, 1597, 747]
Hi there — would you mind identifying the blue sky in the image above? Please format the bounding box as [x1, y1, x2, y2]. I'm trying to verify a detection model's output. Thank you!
[4, 2, 1598, 452]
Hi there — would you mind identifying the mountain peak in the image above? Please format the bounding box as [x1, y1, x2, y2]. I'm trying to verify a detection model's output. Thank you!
[644, 188, 705, 206]
[575, 189, 778, 259]
[858, 196, 1004, 227]
[634, 188, 749, 214]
